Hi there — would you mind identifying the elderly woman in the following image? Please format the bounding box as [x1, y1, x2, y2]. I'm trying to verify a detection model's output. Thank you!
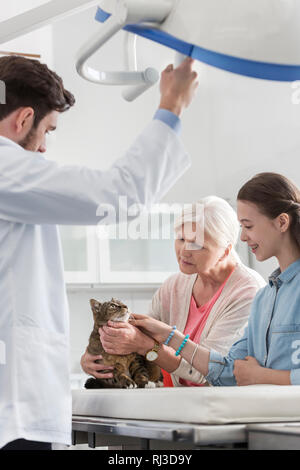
[81, 196, 265, 386]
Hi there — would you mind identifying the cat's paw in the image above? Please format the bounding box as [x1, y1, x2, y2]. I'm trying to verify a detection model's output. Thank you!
[128, 383, 137, 389]
[134, 374, 150, 388]
[144, 381, 156, 389]
[120, 375, 136, 389]
[156, 380, 164, 388]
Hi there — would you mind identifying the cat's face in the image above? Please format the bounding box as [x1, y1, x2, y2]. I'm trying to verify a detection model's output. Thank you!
[90, 298, 130, 326]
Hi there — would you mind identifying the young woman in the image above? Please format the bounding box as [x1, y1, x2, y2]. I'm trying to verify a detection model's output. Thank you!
[129, 173, 300, 386]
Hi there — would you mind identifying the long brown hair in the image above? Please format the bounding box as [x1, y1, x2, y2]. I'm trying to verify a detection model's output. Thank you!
[0, 55, 75, 127]
[237, 172, 300, 247]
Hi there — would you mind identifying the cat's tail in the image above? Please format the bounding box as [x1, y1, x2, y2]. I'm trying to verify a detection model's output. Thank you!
[84, 377, 98, 389]
[84, 377, 106, 389]
[84, 377, 118, 389]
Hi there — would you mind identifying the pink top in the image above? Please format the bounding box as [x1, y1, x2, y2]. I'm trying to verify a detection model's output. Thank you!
[179, 277, 230, 387]
[153, 264, 265, 387]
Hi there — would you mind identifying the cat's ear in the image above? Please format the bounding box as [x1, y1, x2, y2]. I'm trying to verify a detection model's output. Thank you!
[90, 299, 102, 321]
[90, 299, 101, 309]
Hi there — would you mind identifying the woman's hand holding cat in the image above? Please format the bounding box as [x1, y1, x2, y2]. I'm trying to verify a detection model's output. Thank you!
[80, 349, 114, 379]
[99, 322, 154, 356]
[129, 314, 172, 344]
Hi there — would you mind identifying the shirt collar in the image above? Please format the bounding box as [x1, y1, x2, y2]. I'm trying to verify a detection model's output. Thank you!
[268, 258, 300, 287]
[0, 135, 23, 150]
[0, 135, 45, 160]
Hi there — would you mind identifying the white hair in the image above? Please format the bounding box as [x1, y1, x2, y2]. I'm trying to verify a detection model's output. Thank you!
[174, 196, 240, 258]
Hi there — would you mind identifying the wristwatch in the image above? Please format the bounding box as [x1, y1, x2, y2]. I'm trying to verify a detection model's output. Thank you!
[145, 341, 160, 361]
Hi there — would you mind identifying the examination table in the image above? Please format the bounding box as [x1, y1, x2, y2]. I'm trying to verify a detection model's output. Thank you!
[72, 385, 300, 450]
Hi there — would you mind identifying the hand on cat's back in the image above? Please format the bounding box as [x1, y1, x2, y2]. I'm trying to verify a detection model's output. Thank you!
[80, 348, 114, 379]
[99, 321, 152, 356]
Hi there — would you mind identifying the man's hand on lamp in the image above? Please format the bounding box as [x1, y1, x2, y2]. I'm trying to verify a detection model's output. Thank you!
[159, 57, 199, 117]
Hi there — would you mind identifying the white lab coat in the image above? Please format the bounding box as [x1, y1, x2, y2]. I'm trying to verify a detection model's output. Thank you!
[0, 119, 190, 447]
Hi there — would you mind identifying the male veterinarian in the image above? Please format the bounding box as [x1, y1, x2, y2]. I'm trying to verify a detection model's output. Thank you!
[0, 55, 198, 450]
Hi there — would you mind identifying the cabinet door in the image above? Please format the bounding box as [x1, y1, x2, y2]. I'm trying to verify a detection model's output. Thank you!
[59, 226, 98, 283]
[97, 209, 179, 283]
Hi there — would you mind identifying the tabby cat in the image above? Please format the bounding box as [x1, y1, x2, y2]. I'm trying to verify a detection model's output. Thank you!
[84, 298, 163, 389]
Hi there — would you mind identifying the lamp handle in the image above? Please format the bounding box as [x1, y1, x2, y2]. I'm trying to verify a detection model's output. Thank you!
[76, 0, 172, 100]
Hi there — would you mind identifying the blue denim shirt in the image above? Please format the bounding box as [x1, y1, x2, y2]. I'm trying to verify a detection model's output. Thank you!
[206, 258, 300, 386]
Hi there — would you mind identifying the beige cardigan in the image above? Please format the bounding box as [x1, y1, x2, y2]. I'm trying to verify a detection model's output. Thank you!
[148, 263, 266, 386]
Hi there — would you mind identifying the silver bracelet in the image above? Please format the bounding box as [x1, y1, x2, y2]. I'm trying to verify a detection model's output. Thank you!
[189, 344, 199, 375]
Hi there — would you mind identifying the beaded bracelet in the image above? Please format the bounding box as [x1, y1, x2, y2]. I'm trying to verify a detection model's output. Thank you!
[175, 334, 190, 357]
[164, 326, 177, 346]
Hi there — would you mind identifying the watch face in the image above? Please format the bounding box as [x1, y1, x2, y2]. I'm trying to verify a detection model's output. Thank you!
[146, 350, 159, 361]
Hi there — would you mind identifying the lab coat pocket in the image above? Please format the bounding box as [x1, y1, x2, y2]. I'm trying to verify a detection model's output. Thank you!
[269, 324, 300, 371]
[15, 326, 71, 434]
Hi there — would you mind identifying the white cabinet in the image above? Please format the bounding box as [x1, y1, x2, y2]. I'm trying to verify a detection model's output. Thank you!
[60, 207, 180, 285]
[98, 234, 178, 284]
[60, 204, 259, 285]
[59, 226, 99, 284]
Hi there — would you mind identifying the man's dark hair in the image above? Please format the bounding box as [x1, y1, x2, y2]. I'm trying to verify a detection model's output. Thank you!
[0, 55, 75, 127]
